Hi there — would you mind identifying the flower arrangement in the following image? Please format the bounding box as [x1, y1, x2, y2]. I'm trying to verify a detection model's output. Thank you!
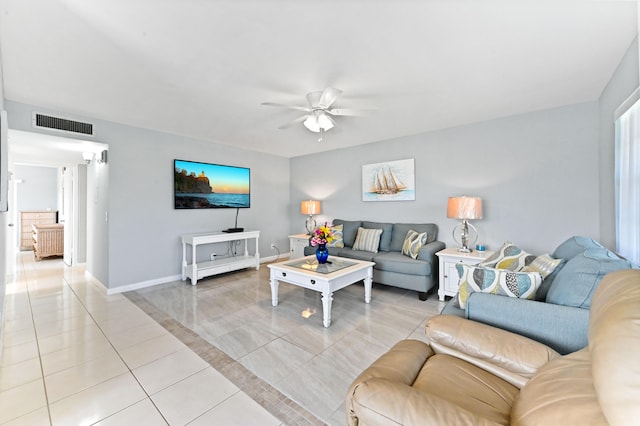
[311, 222, 334, 246]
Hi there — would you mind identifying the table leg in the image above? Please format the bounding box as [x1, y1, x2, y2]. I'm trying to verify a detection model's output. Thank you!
[269, 270, 279, 307]
[364, 268, 373, 304]
[191, 244, 197, 285]
[181, 242, 187, 281]
[322, 290, 334, 327]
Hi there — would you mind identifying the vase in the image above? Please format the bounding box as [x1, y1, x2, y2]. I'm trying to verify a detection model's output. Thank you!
[315, 244, 329, 264]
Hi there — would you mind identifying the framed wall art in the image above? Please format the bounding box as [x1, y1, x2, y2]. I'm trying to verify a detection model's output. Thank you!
[362, 158, 415, 202]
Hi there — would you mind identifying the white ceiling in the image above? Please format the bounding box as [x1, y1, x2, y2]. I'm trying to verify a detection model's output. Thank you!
[0, 0, 637, 159]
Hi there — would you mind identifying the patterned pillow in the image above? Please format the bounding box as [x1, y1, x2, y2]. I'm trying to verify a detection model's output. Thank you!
[327, 224, 344, 248]
[455, 264, 542, 309]
[478, 241, 536, 271]
[401, 229, 427, 260]
[353, 227, 383, 253]
[522, 253, 562, 279]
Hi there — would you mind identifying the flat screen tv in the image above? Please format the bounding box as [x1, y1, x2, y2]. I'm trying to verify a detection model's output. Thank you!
[174, 159, 250, 209]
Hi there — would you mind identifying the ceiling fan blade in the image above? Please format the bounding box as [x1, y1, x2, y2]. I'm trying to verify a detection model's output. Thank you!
[261, 102, 310, 112]
[318, 87, 342, 109]
[326, 108, 372, 116]
[306, 91, 322, 108]
[277, 115, 308, 129]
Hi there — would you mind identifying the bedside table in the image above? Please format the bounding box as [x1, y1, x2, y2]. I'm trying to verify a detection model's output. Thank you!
[289, 233, 310, 259]
[436, 247, 494, 301]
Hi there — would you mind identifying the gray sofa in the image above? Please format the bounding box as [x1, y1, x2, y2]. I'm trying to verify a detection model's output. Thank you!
[442, 236, 639, 354]
[303, 219, 445, 300]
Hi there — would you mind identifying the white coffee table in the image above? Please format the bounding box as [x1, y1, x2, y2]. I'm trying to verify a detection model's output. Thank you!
[268, 256, 375, 327]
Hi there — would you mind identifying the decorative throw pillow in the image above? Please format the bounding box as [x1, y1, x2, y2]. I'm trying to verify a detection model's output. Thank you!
[455, 264, 542, 309]
[327, 224, 344, 248]
[522, 253, 562, 279]
[353, 227, 383, 253]
[478, 241, 536, 271]
[401, 229, 427, 260]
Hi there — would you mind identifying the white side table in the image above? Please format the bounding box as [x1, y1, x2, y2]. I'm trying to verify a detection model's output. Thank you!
[436, 247, 494, 301]
[289, 233, 310, 259]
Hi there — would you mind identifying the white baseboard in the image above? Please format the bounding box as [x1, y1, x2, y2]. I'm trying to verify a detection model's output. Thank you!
[89, 254, 290, 295]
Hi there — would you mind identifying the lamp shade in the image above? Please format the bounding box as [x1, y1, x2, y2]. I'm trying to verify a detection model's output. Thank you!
[301, 200, 321, 215]
[447, 196, 483, 220]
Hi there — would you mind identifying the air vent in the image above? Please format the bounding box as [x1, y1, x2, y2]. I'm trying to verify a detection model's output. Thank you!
[32, 113, 94, 136]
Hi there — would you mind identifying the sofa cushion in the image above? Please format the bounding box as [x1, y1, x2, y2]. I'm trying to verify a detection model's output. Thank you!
[326, 224, 344, 248]
[456, 264, 542, 309]
[373, 252, 432, 276]
[478, 242, 536, 271]
[545, 248, 635, 309]
[362, 221, 393, 251]
[390, 223, 438, 252]
[353, 227, 383, 253]
[401, 229, 428, 259]
[337, 247, 377, 262]
[552, 236, 605, 261]
[332, 219, 361, 247]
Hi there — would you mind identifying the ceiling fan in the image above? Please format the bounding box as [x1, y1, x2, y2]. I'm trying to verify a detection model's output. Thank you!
[261, 87, 365, 141]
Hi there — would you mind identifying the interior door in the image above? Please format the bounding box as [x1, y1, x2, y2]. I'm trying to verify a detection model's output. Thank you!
[62, 167, 73, 266]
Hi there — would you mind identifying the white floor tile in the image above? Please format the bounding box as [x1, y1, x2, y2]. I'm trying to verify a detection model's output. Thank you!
[0, 357, 43, 392]
[118, 332, 186, 369]
[48, 373, 147, 426]
[0, 379, 48, 424]
[94, 399, 168, 426]
[44, 349, 129, 403]
[151, 367, 239, 425]
[132, 348, 209, 395]
[187, 392, 281, 426]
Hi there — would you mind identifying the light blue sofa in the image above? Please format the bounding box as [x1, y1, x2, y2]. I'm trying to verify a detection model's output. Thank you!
[441, 236, 639, 354]
[303, 219, 445, 300]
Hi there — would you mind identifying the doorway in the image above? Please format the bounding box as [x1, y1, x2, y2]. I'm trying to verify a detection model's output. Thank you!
[7, 130, 107, 270]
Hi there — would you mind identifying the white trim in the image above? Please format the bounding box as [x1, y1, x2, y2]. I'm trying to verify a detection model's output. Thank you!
[615, 87, 640, 120]
[92, 256, 289, 295]
[105, 274, 182, 295]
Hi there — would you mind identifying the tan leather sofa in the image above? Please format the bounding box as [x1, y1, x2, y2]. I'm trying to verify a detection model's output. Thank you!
[346, 269, 640, 425]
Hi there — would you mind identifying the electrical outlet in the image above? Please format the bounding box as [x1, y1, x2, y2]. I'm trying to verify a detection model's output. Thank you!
[270, 243, 276, 249]
[210, 253, 216, 260]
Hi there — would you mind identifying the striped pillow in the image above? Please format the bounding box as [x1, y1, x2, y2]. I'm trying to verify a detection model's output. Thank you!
[401, 229, 427, 259]
[522, 253, 562, 278]
[353, 227, 383, 253]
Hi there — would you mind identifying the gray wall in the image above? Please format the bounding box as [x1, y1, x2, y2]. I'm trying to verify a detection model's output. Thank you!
[291, 101, 600, 255]
[6, 100, 290, 291]
[13, 164, 58, 211]
[598, 37, 639, 249]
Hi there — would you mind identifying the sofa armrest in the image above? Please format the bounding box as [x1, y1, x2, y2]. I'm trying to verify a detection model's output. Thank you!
[466, 292, 590, 355]
[418, 241, 445, 263]
[426, 315, 559, 388]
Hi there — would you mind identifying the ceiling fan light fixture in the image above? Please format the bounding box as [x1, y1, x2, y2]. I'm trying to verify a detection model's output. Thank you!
[317, 113, 334, 131]
[303, 111, 334, 133]
[303, 115, 320, 132]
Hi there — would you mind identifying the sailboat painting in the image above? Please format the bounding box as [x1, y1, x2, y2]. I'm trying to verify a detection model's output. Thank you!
[362, 159, 415, 202]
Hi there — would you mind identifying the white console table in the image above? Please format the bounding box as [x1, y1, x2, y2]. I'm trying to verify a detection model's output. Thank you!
[181, 230, 260, 285]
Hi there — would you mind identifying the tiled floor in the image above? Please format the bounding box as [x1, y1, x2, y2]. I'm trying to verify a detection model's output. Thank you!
[0, 253, 282, 425]
[1, 252, 445, 425]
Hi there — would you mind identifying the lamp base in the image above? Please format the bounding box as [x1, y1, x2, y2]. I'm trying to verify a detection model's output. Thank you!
[305, 216, 317, 235]
[452, 221, 478, 254]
